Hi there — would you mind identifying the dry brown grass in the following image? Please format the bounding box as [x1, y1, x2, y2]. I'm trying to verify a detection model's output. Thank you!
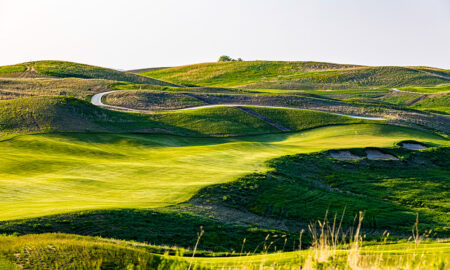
[0, 78, 113, 100]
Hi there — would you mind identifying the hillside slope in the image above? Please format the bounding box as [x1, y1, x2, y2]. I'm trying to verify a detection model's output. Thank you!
[0, 233, 448, 269]
[195, 146, 450, 235]
[0, 96, 377, 136]
[140, 61, 450, 89]
[0, 61, 177, 86]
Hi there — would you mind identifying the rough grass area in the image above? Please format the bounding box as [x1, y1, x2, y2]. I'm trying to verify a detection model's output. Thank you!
[105, 90, 207, 110]
[0, 96, 277, 136]
[0, 124, 445, 221]
[0, 234, 192, 270]
[412, 93, 450, 114]
[0, 96, 164, 134]
[381, 92, 423, 106]
[99, 91, 450, 133]
[0, 96, 379, 136]
[0, 209, 300, 254]
[140, 61, 360, 87]
[247, 107, 372, 131]
[0, 77, 115, 100]
[141, 61, 450, 89]
[397, 84, 450, 93]
[0, 234, 448, 269]
[195, 146, 450, 236]
[381, 92, 450, 114]
[0, 61, 177, 86]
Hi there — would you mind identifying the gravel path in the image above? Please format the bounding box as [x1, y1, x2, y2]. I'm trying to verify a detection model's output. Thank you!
[91, 90, 387, 121]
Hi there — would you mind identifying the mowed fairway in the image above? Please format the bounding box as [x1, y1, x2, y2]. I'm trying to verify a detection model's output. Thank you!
[1, 124, 447, 221]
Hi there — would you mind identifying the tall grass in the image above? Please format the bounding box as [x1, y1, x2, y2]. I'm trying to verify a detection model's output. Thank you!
[0, 213, 447, 269]
[194, 212, 449, 269]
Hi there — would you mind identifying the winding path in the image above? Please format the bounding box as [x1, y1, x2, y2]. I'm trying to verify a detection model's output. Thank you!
[390, 88, 428, 95]
[91, 90, 386, 121]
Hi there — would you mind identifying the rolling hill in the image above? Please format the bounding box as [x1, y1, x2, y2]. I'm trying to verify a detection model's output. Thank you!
[140, 61, 450, 89]
[0, 60, 177, 86]
[0, 96, 375, 136]
[1, 59, 449, 269]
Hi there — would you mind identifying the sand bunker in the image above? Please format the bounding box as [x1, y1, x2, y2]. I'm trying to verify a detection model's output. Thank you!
[401, 142, 428, 150]
[365, 149, 398, 160]
[330, 150, 362, 160]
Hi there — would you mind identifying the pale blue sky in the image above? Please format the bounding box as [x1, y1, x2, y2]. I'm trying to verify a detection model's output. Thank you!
[1, 0, 449, 69]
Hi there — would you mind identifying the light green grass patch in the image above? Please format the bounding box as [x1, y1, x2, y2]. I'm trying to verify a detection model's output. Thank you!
[0, 124, 447, 221]
[247, 106, 376, 131]
[0, 64, 26, 75]
[398, 84, 450, 93]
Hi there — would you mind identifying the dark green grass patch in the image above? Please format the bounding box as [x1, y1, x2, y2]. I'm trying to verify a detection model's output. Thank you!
[247, 107, 372, 131]
[0, 96, 277, 136]
[0, 210, 301, 254]
[195, 146, 450, 236]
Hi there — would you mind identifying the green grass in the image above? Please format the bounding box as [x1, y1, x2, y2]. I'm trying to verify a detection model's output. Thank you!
[1, 59, 450, 268]
[105, 90, 207, 110]
[0, 61, 177, 86]
[247, 106, 376, 131]
[0, 124, 447, 221]
[412, 93, 450, 114]
[0, 77, 116, 101]
[381, 93, 450, 114]
[196, 146, 450, 235]
[0, 64, 26, 75]
[0, 233, 448, 269]
[150, 106, 280, 135]
[0, 96, 381, 137]
[380, 93, 422, 106]
[0, 209, 301, 254]
[0, 96, 277, 136]
[195, 240, 450, 269]
[140, 61, 360, 87]
[141, 61, 450, 90]
[0, 234, 192, 269]
[398, 84, 450, 93]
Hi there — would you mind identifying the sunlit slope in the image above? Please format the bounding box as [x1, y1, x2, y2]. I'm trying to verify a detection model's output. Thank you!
[0, 60, 176, 86]
[141, 61, 450, 89]
[0, 124, 447, 220]
[0, 234, 448, 269]
[0, 96, 375, 136]
[0, 97, 277, 136]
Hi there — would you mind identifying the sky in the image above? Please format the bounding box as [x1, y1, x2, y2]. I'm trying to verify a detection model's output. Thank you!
[1, 0, 449, 70]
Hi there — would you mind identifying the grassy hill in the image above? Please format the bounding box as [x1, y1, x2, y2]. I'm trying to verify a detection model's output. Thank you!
[0, 96, 276, 136]
[0, 61, 177, 86]
[1, 59, 449, 269]
[140, 61, 450, 89]
[381, 92, 450, 115]
[0, 209, 300, 254]
[0, 233, 448, 269]
[0, 77, 117, 101]
[0, 96, 379, 136]
[0, 124, 446, 221]
[195, 146, 450, 236]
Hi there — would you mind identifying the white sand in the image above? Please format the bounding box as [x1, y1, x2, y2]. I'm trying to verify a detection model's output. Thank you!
[330, 150, 362, 160]
[402, 143, 428, 150]
[365, 149, 398, 160]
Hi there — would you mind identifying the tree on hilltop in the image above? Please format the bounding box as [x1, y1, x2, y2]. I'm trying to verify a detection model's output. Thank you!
[218, 55, 243, 62]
